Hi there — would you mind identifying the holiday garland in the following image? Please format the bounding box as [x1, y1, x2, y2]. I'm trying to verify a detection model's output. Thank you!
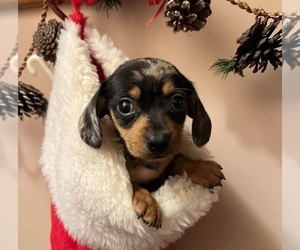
[18, 0, 294, 120]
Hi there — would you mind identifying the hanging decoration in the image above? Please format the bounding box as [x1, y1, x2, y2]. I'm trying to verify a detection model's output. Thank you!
[18, 81, 48, 120]
[0, 81, 18, 120]
[282, 13, 300, 70]
[211, 15, 282, 78]
[210, 0, 282, 78]
[33, 19, 64, 63]
[0, 41, 18, 120]
[164, 0, 212, 32]
[18, 0, 64, 120]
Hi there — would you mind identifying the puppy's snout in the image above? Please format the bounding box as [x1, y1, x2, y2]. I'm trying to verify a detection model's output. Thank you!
[146, 132, 170, 154]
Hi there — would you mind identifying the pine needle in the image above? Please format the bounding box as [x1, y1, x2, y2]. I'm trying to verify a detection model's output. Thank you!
[211, 58, 244, 79]
[95, 0, 122, 16]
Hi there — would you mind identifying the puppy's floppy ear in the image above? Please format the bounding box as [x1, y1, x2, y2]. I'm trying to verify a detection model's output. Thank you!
[78, 87, 108, 149]
[187, 87, 212, 147]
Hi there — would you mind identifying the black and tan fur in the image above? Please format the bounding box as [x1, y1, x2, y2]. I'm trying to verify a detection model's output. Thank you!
[79, 58, 225, 229]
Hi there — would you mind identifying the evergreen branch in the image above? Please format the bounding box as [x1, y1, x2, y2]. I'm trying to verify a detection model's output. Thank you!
[95, 0, 122, 14]
[211, 58, 244, 79]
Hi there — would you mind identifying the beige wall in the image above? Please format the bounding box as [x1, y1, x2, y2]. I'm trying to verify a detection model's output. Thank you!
[18, 1, 282, 249]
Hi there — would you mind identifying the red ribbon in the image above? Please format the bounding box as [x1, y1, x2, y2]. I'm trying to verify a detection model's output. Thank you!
[69, 0, 96, 32]
[146, 0, 167, 26]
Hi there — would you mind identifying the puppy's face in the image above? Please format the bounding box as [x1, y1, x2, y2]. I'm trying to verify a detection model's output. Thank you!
[79, 58, 212, 161]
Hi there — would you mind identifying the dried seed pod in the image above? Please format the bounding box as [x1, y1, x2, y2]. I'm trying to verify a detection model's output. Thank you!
[282, 17, 300, 69]
[18, 81, 48, 120]
[33, 19, 64, 63]
[0, 81, 18, 119]
[211, 16, 282, 78]
[235, 16, 282, 73]
[164, 0, 212, 32]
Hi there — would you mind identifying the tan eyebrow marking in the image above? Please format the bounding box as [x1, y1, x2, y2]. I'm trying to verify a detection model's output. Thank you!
[162, 82, 175, 96]
[128, 86, 141, 100]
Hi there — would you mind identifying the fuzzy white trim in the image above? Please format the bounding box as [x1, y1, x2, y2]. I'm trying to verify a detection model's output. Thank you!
[40, 20, 219, 250]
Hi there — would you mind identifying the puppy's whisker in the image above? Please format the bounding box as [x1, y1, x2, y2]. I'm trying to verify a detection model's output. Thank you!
[130, 159, 144, 175]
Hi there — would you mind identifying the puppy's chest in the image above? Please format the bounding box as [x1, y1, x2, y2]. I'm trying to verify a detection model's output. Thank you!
[126, 156, 173, 185]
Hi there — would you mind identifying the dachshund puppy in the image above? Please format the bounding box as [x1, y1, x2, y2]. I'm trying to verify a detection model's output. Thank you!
[79, 58, 225, 229]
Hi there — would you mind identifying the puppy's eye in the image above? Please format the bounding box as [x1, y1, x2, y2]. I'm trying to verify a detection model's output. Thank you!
[172, 94, 185, 110]
[118, 99, 135, 115]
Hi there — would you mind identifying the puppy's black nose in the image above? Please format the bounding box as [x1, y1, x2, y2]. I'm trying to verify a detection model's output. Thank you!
[146, 132, 170, 154]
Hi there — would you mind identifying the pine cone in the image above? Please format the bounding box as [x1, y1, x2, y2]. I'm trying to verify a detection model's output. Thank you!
[234, 16, 282, 73]
[33, 19, 64, 63]
[18, 81, 48, 120]
[164, 0, 212, 32]
[282, 17, 300, 70]
[0, 81, 18, 120]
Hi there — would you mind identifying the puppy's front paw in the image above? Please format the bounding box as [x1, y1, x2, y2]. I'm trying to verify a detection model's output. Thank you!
[189, 160, 225, 189]
[171, 155, 225, 189]
[132, 186, 162, 229]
